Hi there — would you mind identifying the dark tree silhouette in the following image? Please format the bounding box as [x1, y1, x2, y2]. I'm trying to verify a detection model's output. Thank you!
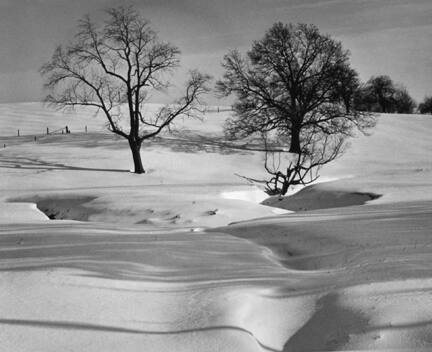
[217, 23, 373, 155]
[217, 23, 374, 195]
[393, 87, 416, 114]
[353, 83, 378, 112]
[355, 76, 416, 114]
[366, 75, 396, 113]
[41, 6, 210, 174]
[419, 96, 432, 114]
[236, 131, 344, 196]
[332, 66, 360, 114]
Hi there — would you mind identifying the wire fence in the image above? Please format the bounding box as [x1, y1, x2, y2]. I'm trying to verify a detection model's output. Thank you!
[204, 106, 233, 113]
[11, 125, 90, 137]
[2, 125, 92, 149]
[1, 105, 233, 149]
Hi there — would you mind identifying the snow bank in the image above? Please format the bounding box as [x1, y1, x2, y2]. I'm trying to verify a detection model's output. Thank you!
[220, 187, 268, 203]
[0, 202, 49, 222]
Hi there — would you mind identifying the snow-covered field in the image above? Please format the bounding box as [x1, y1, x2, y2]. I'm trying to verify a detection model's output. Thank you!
[1, 103, 432, 351]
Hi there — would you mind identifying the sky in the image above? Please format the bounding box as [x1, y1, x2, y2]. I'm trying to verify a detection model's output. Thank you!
[0, 0, 431, 105]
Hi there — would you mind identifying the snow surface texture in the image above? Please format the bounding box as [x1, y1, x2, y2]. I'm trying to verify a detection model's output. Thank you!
[1, 103, 432, 351]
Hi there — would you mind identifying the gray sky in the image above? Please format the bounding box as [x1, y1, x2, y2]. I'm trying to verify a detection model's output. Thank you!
[1, 0, 431, 104]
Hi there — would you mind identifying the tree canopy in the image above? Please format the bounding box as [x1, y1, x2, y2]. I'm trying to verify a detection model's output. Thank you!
[217, 22, 373, 155]
[217, 22, 374, 195]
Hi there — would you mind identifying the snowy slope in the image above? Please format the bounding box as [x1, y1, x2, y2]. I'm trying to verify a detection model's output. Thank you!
[1, 103, 432, 351]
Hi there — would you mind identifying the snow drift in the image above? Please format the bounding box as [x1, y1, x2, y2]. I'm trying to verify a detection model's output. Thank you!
[1, 103, 432, 351]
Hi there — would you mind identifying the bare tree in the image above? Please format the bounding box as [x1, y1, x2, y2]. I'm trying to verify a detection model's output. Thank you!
[393, 86, 416, 114]
[217, 23, 374, 195]
[332, 66, 360, 114]
[355, 75, 416, 114]
[237, 131, 344, 195]
[366, 75, 396, 113]
[217, 23, 374, 155]
[419, 96, 432, 114]
[41, 6, 210, 173]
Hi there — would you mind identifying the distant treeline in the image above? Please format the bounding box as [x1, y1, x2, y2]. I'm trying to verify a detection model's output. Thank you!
[353, 75, 432, 114]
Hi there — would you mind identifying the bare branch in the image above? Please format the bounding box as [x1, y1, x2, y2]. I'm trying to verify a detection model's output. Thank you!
[217, 22, 376, 195]
[139, 71, 211, 141]
[40, 6, 210, 174]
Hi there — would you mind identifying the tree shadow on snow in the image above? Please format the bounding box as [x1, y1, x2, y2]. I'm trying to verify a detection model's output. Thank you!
[283, 293, 369, 351]
[148, 133, 260, 155]
[283, 292, 432, 350]
[0, 156, 129, 173]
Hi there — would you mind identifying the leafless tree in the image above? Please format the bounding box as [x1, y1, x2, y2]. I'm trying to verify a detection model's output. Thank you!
[237, 131, 344, 195]
[393, 86, 416, 114]
[356, 75, 416, 114]
[217, 23, 374, 154]
[41, 6, 210, 173]
[365, 75, 396, 113]
[217, 23, 375, 195]
[419, 96, 432, 114]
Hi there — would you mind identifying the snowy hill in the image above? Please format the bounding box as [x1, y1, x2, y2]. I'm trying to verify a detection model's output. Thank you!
[1, 103, 432, 351]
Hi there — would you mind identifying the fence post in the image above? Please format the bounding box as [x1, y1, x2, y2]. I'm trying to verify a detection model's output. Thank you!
[46, 127, 49, 135]
[85, 125, 87, 133]
[17, 129, 20, 137]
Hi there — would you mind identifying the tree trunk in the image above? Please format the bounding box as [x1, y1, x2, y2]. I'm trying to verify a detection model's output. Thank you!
[378, 96, 386, 113]
[280, 179, 290, 196]
[344, 98, 351, 113]
[129, 140, 145, 174]
[289, 124, 301, 154]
